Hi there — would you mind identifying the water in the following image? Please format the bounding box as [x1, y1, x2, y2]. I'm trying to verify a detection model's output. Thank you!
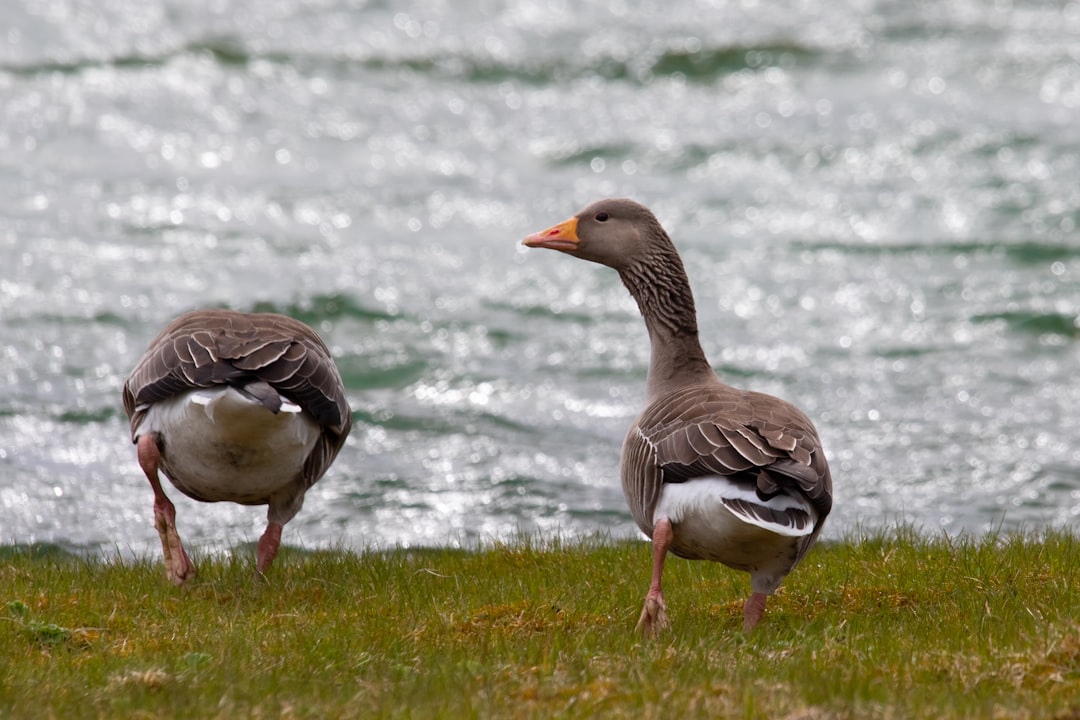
[2, 0, 1079, 557]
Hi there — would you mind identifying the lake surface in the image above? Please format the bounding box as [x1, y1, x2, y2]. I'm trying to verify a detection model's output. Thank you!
[3, 0, 1079, 557]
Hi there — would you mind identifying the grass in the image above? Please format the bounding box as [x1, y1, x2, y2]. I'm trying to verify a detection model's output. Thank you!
[2, 528, 1080, 719]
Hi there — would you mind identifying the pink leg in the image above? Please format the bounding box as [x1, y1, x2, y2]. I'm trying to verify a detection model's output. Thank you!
[255, 521, 283, 578]
[743, 591, 768, 631]
[137, 435, 196, 585]
[635, 517, 673, 637]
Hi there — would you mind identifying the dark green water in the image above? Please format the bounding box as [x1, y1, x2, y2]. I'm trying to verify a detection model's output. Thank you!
[2, 0, 1079, 556]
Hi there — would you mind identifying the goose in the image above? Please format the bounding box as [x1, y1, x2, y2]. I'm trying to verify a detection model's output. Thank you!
[122, 309, 352, 585]
[523, 198, 832, 633]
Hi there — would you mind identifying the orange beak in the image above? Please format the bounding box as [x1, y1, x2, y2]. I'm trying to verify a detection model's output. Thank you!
[522, 216, 580, 252]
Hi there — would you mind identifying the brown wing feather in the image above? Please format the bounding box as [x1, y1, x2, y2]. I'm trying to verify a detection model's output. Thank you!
[620, 382, 832, 547]
[620, 422, 665, 535]
[122, 308, 352, 487]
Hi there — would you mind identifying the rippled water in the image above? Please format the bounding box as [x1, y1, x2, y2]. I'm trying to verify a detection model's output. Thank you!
[3, 0, 1079, 557]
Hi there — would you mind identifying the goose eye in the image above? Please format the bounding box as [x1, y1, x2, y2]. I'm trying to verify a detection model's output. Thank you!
[594, 212, 609, 222]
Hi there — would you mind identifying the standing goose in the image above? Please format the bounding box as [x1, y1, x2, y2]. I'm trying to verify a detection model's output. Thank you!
[523, 198, 832, 633]
[122, 309, 352, 585]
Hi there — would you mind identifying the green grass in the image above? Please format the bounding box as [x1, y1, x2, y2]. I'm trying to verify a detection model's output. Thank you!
[2, 528, 1080, 719]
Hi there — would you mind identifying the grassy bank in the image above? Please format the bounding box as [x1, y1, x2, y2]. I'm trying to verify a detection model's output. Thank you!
[2, 529, 1079, 719]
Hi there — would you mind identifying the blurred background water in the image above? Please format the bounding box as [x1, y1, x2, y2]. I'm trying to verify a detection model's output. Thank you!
[2, 0, 1079, 557]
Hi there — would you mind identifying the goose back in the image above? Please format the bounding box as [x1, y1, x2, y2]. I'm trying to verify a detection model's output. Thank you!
[621, 382, 832, 562]
[122, 309, 352, 489]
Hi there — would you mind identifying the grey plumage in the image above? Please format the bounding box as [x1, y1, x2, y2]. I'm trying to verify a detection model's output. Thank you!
[125, 310, 349, 433]
[122, 308, 352, 583]
[524, 197, 833, 632]
[624, 384, 831, 565]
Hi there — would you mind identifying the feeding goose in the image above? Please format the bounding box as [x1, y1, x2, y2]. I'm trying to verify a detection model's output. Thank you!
[523, 198, 833, 632]
[122, 309, 352, 585]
